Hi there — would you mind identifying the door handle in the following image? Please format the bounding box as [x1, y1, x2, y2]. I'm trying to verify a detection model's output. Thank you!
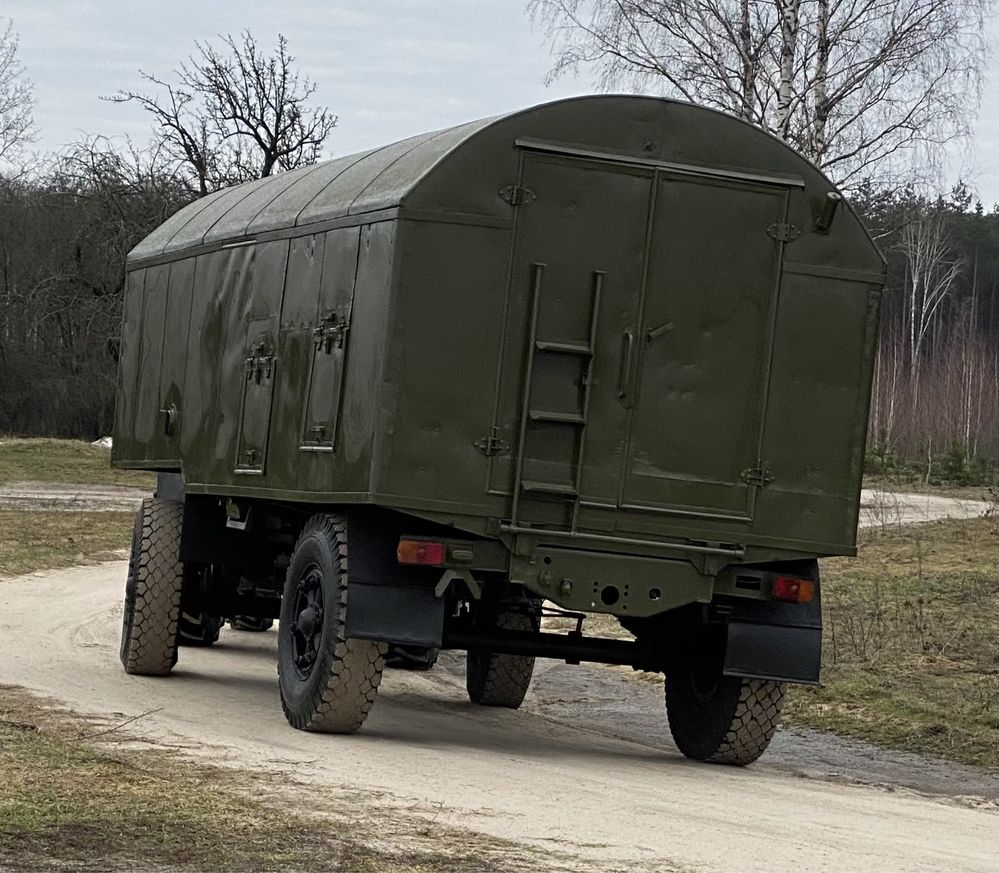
[617, 329, 636, 401]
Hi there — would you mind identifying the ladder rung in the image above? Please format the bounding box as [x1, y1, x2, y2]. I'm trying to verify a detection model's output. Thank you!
[529, 410, 586, 425]
[535, 340, 593, 356]
[521, 480, 579, 497]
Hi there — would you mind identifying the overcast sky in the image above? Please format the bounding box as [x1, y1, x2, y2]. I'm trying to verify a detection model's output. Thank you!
[6, 0, 999, 204]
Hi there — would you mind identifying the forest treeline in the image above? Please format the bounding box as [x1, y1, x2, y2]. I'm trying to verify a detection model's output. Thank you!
[2, 161, 996, 484]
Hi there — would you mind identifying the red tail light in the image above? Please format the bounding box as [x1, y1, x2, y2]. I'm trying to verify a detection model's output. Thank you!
[772, 576, 814, 603]
[397, 539, 446, 566]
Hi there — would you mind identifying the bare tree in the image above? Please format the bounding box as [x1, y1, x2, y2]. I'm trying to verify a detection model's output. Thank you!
[108, 32, 337, 196]
[0, 19, 35, 173]
[530, 1, 992, 187]
[900, 205, 964, 385]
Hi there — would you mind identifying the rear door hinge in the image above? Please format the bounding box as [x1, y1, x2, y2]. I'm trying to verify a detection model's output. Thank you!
[475, 428, 510, 456]
[740, 462, 774, 487]
[499, 185, 536, 207]
[766, 222, 801, 243]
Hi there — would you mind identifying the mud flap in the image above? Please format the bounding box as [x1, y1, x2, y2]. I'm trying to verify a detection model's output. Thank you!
[345, 582, 445, 648]
[718, 558, 823, 685]
[723, 622, 821, 685]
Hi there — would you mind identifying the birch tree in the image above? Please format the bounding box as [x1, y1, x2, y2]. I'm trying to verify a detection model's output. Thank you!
[530, 0, 992, 187]
[900, 205, 964, 383]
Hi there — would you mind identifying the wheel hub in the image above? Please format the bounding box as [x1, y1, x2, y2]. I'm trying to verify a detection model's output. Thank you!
[290, 566, 325, 679]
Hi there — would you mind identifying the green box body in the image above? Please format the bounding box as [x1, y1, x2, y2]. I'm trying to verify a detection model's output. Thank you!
[113, 96, 883, 620]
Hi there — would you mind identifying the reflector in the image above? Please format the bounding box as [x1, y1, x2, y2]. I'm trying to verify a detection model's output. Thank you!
[772, 576, 815, 603]
[397, 539, 446, 566]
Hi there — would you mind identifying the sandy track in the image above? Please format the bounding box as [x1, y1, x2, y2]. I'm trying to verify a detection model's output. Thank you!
[1, 561, 996, 873]
[0, 481, 149, 512]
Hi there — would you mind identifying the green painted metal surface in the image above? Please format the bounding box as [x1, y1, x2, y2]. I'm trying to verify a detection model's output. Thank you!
[113, 96, 885, 586]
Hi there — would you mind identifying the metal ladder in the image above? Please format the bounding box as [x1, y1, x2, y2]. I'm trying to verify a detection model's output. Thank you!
[509, 264, 603, 531]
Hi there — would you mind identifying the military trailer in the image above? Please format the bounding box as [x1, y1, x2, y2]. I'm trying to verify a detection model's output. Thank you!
[113, 95, 884, 765]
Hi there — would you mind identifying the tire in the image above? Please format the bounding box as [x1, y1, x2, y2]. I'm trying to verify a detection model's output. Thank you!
[178, 610, 223, 647]
[230, 616, 274, 632]
[385, 644, 439, 671]
[277, 514, 387, 733]
[466, 591, 538, 709]
[119, 498, 184, 675]
[664, 629, 785, 766]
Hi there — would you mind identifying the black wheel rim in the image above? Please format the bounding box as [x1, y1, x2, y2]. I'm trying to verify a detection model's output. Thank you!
[290, 564, 325, 679]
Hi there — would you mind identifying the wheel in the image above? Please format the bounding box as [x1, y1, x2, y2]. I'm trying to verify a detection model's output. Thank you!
[385, 644, 439, 671]
[664, 627, 785, 765]
[466, 589, 538, 709]
[277, 514, 387, 733]
[230, 616, 274, 632]
[119, 498, 184, 675]
[178, 610, 223, 647]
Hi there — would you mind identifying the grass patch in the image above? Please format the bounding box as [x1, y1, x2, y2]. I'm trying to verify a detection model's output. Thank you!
[784, 518, 999, 769]
[0, 687, 528, 872]
[0, 511, 134, 577]
[0, 439, 154, 488]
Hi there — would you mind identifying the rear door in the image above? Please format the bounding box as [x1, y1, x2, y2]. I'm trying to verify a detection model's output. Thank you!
[489, 153, 652, 524]
[621, 173, 790, 519]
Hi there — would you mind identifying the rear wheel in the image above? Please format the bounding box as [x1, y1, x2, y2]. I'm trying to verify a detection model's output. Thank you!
[664, 628, 784, 765]
[385, 644, 439, 671]
[277, 514, 387, 733]
[230, 616, 274, 632]
[466, 589, 538, 709]
[119, 498, 184, 675]
[178, 610, 223, 647]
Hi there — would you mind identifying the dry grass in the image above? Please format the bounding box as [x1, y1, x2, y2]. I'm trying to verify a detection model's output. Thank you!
[862, 474, 995, 502]
[0, 510, 134, 577]
[0, 439, 154, 487]
[0, 687, 532, 873]
[784, 517, 999, 769]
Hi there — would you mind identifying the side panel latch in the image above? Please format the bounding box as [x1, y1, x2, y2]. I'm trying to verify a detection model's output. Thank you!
[499, 185, 536, 207]
[740, 462, 775, 487]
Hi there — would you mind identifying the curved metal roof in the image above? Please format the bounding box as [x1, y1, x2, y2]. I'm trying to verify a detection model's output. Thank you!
[130, 116, 498, 261]
[129, 95, 883, 273]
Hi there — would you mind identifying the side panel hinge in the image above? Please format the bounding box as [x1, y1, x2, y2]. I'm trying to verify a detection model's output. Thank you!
[499, 185, 536, 207]
[475, 428, 510, 457]
[740, 462, 775, 487]
[766, 222, 801, 243]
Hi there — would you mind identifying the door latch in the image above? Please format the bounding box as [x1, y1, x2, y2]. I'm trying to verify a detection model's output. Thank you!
[313, 310, 349, 354]
[243, 341, 274, 384]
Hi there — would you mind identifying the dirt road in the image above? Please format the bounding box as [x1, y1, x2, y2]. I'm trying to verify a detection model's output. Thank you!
[1, 559, 996, 873]
[0, 481, 148, 512]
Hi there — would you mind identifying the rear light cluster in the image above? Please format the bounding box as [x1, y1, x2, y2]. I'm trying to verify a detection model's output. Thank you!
[396, 539, 446, 566]
[772, 575, 815, 603]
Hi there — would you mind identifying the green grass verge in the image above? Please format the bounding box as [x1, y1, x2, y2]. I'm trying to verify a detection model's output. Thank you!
[0, 687, 525, 872]
[0, 511, 134, 577]
[785, 517, 998, 769]
[0, 439, 154, 487]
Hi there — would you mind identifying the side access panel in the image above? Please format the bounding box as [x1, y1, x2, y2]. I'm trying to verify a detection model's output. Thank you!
[301, 228, 360, 449]
[232, 241, 288, 476]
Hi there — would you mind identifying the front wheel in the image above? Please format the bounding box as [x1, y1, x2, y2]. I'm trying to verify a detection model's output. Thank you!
[119, 498, 184, 675]
[664, 629, 784, 765]
[277, 514, 387, 733]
